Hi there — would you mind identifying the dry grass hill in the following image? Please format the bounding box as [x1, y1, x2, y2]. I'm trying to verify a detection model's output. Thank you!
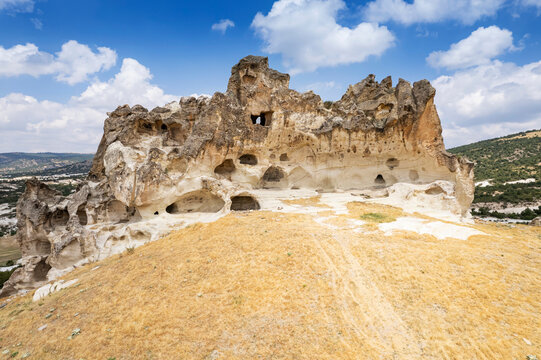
[0, 200, 539, 359]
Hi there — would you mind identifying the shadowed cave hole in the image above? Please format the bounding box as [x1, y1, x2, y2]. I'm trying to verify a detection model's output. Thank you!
[386, 158, 399, 170]
[33, 258, 51, 282]
[279, 153, 289, 161]
[239, 154, 258, 165]
[166, 190, 225, 214]
[230, 196, 260, 211]
[374, 174, 386, 185]
[214, 159, 236, 175]
[161, 124, 167, 131]
[262, 166, 285, 182]
[50, 209, 69, 227]
[77, 205, 87, 226]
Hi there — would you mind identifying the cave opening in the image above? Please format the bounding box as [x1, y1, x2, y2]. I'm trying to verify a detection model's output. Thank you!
[166, 190, 225, 214]
[214, 159, 236, 175]
[262, 166, 285, 182]
[77, 205, 88, 226]
[230, 196, 260, 211]
[51, 209, 69, 227]
[386, 158, 399, 170]
[239, 154, 258, 165]
[374, 174, 386, 185]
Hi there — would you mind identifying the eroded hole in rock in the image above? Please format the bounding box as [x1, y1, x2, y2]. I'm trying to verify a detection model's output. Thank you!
[425, 185, 444, 195]
[33, 258, 51, 282]
[262, 166, 285, 182]
[230, 196, 260, 211]
[214, 159, 236, 175]
[154, 211, 159, 215]
[106, 200, 132, 223]
[242, 74, 256, 84]
[279, 153, 289, 161]
[374, 174, 386, 185]
[77, 205, 87, 226]
[409, 169, 419, 181]
[142, 123, 153, 131]
[239, 154, 258, 165]
[386, 158, 399, 170]
[161, 124, 168, 131]
[166, 190, 225, 214]
[51, 209, 69, 227]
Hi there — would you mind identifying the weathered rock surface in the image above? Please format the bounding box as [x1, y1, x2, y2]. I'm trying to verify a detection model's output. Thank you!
[0, 55, 474, 297]
[530, 216, 541, 226]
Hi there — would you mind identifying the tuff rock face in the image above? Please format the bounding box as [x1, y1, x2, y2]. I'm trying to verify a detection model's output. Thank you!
[1, 56, 474, 296]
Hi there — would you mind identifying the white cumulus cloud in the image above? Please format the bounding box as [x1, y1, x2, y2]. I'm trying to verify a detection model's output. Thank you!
[364, 0, 505, 25]
[427, 26, 515, 70]
[433, 60, 541, 147]
[0, 40, 117, 85]
[0, 0, 34, 13]
[211, 19, 235, 34]
[252, 0, 395, 74]
[0, 58, 178, 152]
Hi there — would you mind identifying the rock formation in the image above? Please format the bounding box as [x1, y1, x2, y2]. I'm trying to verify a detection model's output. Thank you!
[0, 56, 474, 297]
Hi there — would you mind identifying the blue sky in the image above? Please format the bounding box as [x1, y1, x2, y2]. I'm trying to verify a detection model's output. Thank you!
[1, 0, 540, 152]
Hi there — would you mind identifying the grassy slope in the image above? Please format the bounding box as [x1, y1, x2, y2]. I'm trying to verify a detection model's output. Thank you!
[449, 129, 541, 207]
[0, 203, 539, 359]
[448, 129, 540, 183]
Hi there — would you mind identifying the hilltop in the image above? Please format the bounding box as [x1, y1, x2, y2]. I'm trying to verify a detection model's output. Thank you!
[0, 200, 539, 359]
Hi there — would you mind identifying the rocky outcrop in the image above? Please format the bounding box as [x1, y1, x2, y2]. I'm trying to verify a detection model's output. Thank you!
[0, 55, 474, 297]
[530, 216, 541, 226]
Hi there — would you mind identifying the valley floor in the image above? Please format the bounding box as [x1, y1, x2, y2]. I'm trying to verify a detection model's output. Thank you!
[0, 200, 540, 359]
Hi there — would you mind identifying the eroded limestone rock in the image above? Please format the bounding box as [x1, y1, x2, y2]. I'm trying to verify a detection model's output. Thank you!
[0, 55, 474, 297]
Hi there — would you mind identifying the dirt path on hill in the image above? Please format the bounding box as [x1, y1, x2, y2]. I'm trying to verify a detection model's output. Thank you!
[311, 227, 423, 359]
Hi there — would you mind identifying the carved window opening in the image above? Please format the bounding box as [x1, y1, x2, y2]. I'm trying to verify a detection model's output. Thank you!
[251, 112, 272, 126]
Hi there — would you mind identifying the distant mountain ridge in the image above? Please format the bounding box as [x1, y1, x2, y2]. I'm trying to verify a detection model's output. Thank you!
[0, 152, 94, 176]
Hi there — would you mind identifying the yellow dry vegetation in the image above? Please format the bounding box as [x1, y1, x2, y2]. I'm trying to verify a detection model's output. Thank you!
[498, 130, 541, 141]
[0, 203, 540, 359]
[281, 195, 327, 207]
